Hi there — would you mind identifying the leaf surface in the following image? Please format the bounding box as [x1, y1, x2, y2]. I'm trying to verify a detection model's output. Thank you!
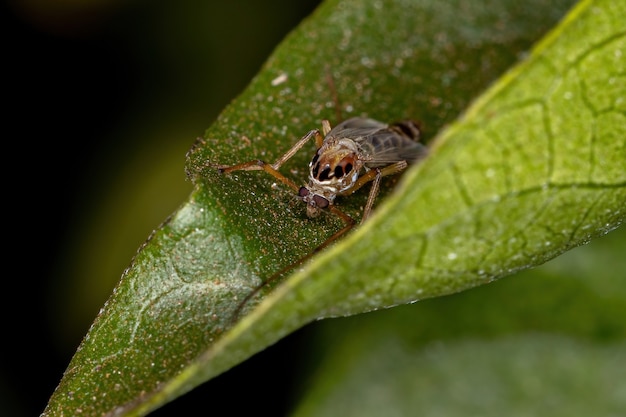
[43, 0, 625, 415]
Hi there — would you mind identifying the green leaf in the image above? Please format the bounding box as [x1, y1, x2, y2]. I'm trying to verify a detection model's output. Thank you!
[295, 335, 626, 417]
[290, 226, 626, 416]
[44, 0, 625, 415]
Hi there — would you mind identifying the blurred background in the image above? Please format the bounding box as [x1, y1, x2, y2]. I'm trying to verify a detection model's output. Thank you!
[3, 1, 320, 415]
[4, 1, 624, 416]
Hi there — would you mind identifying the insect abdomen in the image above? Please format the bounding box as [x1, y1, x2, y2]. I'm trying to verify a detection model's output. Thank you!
[362, 119, 427, 166]
[389, 120, 421, 141]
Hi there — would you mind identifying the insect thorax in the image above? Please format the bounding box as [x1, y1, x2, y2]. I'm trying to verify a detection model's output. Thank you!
[309, 139, 364, 194]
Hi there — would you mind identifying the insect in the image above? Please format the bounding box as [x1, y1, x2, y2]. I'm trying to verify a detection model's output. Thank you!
[218, 116, 428, 317]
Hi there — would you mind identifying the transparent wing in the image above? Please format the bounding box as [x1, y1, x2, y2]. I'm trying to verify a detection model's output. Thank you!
[328, 117, 428, 167]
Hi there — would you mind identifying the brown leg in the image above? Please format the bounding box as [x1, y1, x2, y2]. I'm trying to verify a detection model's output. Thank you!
[230, 203, 355, 323]
[345, 161, 408, 194]
[321, 120, 332, 137]
[361, 170, 382, 222]
[337, 160, 408, 221]
[217, 128, 325, 192]
[219, 160, 301, 192]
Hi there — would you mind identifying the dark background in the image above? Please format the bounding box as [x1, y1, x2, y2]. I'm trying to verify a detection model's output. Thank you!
[3, 1, 321, 415]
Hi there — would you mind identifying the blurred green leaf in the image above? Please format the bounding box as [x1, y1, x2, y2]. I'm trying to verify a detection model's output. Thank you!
[291, 226, 626, 416]
[44, 0, 625, 415]
[294, 335, 626, 417]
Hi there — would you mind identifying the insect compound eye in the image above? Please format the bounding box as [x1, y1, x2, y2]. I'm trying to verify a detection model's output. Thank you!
[313, 195, 329, 209]
[298, 187, 310, 198]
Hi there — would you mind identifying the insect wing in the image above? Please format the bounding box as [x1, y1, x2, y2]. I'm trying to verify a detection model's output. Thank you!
[329, 117, 428, 166]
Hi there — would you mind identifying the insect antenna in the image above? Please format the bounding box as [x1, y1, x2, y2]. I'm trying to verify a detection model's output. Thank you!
[324, 65, 343, 122]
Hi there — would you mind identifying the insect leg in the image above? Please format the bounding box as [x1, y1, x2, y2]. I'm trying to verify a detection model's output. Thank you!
[338, 160, 408, 221]
[341, 161, 408, 196]
[321, 120, 332, 137]
[229, 203, 355, 323]
[219, 160, 300, 192]
[271, 128, 323, 170]
[317, 205, 356, 251]
[217, 128, 324, 191]
[361, 170, 382, 222]
[324, 66, 343, 122]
